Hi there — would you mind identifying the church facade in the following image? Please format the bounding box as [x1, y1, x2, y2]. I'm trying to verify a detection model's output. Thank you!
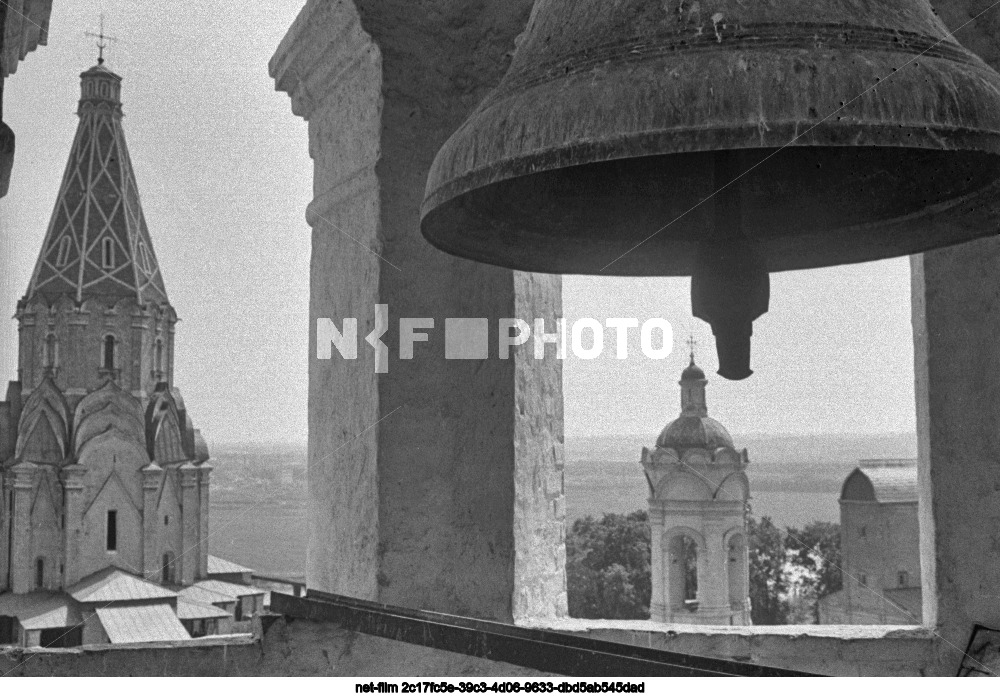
[641, 354, 751, 625]
[0, 58, 248, 647]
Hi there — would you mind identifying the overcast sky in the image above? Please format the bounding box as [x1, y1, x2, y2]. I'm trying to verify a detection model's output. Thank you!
[0, 1, 917, 445]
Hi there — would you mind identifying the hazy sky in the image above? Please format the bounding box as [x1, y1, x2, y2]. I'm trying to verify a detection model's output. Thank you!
[0, 1, 917, 445]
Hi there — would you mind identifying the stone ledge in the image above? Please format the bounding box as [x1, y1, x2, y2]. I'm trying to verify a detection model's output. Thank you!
[526, 619, 940, 676]
[522, 617, 932, 640]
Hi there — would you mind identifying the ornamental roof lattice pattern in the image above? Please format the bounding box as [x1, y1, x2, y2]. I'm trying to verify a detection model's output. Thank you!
[25, 63, 168, 305]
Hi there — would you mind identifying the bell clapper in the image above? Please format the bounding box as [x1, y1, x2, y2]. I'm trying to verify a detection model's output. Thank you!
[691, 151, 771, 381]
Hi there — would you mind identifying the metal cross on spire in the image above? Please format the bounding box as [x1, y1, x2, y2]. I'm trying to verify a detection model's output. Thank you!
[687, 334, 698, 363]
[85, 14, 118, 65]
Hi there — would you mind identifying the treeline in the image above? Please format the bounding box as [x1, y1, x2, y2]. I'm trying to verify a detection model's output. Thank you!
[566, 512, 842, 625]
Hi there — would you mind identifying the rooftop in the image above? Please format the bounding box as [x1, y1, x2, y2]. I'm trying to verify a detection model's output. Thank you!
[68, 567, 178, 604]
[95, 603, 190, 644]
[841, 460, 918, 503]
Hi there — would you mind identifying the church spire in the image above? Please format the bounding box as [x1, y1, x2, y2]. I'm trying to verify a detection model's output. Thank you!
[23, 59, 168, 306]
[679, 342, 708, 417]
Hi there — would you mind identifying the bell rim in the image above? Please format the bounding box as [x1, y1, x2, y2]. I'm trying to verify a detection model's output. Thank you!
[421, 158, 1000, 277]
[423, 125, 1000, 217]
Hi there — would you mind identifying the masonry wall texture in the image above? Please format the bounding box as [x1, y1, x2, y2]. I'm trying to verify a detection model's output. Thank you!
[0, 619, 552, 677]
[270, 0, 566, 623]
[260, 0, 1000, 678]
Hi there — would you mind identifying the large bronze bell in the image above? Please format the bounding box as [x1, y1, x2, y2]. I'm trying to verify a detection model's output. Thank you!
[421, 0, 1000, 379]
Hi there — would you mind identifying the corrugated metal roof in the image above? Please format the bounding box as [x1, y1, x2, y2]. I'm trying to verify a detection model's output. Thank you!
[842, 460, 918, 503]
[68, 567, 177, 604]
[207, 555, 253, 575]
[0, 592, 82, 630]
[194, 579, 265, 600]
[95, 603, 191, 644]
[175, 597, 232, 621]
[178, 584, 235, 607]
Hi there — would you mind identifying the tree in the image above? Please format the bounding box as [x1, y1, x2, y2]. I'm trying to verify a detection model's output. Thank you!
[747, 515, 789, 625]
[566, 511, 651, 619]
[785, 521, 842, 623]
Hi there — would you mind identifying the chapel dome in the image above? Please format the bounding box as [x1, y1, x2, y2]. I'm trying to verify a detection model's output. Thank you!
[681, 362, 706, 381]
[656, 415, 734, 451]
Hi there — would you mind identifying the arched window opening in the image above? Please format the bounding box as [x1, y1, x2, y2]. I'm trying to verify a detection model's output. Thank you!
[35, 558, 44, 589]
[56, 237, 73, 267]
[667, 533, 699, 611]
[103, 335, 116, 371]
[898, 570, 909, 587]
[101, 237, 115, 269]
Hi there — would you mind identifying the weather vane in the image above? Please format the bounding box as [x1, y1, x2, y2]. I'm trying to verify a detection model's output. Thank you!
[687, 333, 698, 362]
[84, 14, 118, 65]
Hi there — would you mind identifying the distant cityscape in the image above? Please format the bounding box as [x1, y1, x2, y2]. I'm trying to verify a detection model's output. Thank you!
[208, 430, 917, 580]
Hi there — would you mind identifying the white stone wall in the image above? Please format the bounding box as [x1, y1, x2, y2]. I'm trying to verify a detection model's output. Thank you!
[271, 0, 565, 622]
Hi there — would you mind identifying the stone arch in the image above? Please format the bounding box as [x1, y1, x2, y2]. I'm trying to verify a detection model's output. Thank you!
[74, 381, 144, 435]
[716, 471, 750, 501]
[654, 470, 714, 501]
[74, 400, 145, 454]
[152, 411, 186, 465]
[16, 410, 66, 464]
[663, 526, 704, 611]
[712, 446, 741, 467]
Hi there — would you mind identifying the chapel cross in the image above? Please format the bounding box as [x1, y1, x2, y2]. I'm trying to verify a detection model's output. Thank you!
[85, 15, 119, 65]
[687, 334, 698, 362]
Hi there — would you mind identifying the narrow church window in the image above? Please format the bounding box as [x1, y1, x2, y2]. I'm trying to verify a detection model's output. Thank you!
[103, 335, 116, 370]
[155, 339, 164, 373]
[859, 526, 867, 538]
[44, 333, 58, 368]
[35, 558, 44, 589]
[56, 237, 72, 267]
[164, 515, 169, 526]
[106, 510, 118, 552]
[859, 573, 868, 587]
[898, 571, 909, 587]
[162, 551, 176, 584]
[235, 600, 244, 622]
[101, 237, 115, 269]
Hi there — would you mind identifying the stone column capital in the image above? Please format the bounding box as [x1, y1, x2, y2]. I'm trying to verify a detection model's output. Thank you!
[61, 464, 88, 489]
[12, 462, 37, 487]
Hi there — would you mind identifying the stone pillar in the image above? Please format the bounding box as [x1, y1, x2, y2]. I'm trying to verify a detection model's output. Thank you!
[179, 463, 199, 586]
[271, 0, 566, 622]
[649, 511, 666, 622]
[0, 476, 10, 591]
[66, 307, 91, 399]
[10, 462, 36, 593]
[61, 464, 87, 586]
[198, 463, 211, 579]
[16, 305, 37, 389]
[141, 463, 162, 581]
[130, 306, 150, 398]
[912, 241, 1000, 669]
[698, 520, 728, 621]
